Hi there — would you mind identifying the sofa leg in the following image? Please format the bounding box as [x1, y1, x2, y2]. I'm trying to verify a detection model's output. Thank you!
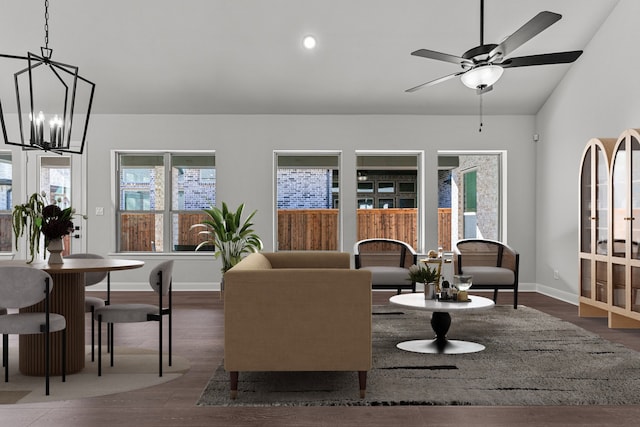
[358, 371, 367, 398]
[493, 289, 498, 303]
[230, 371, 238, 399]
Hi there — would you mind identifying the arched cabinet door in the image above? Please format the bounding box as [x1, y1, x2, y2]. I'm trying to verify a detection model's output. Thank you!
[578, 137, 614, 306]
[610, 129, 640, 314]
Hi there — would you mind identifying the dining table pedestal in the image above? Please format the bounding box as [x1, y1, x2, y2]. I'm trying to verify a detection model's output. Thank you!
[19, 272, 85, 375]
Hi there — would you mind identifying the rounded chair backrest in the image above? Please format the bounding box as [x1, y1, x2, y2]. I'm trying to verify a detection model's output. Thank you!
[0, 266, 52, 309]
[149, 260, 174, 295]
[354, 238, 417, 269]
[64, 253, 108, 286]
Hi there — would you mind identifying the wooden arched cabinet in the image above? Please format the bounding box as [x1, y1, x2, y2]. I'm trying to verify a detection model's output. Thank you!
[579, 129, 640, 328]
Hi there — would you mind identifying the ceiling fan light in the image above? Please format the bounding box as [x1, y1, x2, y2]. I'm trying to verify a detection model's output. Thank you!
[460, 65, 504, 89]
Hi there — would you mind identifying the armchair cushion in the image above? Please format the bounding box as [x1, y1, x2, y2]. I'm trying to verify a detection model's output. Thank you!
[459, 266, 515, 285]
[361, 266, 411, 286]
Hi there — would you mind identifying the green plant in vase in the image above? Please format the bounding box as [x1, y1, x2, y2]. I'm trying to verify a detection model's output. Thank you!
[408, 263, 440, 284]
[12, 192, 46, 263]
[13, 192, 79, 263]
[191, 202, 263, 274]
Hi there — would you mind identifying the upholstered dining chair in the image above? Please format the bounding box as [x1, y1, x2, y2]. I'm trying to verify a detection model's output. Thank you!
[64, 253, 110, 361]
[95, 260, 173, 377]
[454, 239, 520, 309]
[354, 238, 418, 294]
[0, 266, 66, 395]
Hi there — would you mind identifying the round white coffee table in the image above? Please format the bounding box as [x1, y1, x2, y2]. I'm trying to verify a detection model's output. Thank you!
[389, 293, 495, 354]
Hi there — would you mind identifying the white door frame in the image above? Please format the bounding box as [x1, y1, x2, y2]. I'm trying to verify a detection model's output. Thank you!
[22, 150, 87, 256]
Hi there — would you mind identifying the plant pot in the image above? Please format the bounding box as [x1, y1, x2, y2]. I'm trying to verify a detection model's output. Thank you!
[424, 282, 436, 299]
[47, 238, 64, 264]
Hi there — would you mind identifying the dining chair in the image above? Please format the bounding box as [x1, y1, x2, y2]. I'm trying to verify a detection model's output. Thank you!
[95, 260, 173, 377]
[0, 266, 66, 395]
[64, 253, 110, 361]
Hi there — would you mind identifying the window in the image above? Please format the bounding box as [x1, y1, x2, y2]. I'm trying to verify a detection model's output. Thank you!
[275, 152, 340, 251]
[355, 154, 420, 250]
[357, 182, 374, 193]
[116, 152, 215, 252]
[463, 169, 478, 238]
[438, 152, 504, 249]
[0, 152, 12, 252]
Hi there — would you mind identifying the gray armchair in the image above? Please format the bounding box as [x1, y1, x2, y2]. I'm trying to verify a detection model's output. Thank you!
[454, 239, 520, 309]
[354, 238, 417, 294]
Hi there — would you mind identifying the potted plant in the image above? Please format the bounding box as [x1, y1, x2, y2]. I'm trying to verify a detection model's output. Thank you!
[191, 202, 263, 274]
[408, 263, 441, 299]
[12, 192, 46, 263]
[13, 192, 78, 263]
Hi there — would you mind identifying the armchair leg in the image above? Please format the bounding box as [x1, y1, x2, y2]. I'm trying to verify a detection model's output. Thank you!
[358, 371, 367, 398]
[514, 290, 518, 309]
[230, 371, 238, 399]
[493, 289, 498, 303]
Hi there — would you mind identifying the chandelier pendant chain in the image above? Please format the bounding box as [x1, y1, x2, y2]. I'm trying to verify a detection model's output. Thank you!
[42, 0, 52, 60]
[44, 0, 49, 50]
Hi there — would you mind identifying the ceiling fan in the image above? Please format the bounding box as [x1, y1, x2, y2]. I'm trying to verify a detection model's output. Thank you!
[405, 0, 583, 94]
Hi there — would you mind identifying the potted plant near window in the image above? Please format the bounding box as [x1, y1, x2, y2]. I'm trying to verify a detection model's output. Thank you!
[12, 192, 46, 263]
[12, 192, 78, 263]
[191, 202, 263, 274]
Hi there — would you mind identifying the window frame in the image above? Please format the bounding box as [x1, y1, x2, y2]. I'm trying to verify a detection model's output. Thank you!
[114, 150, 216, 253]
[273, 150, 342, 252]
[0, 151, 12, 253]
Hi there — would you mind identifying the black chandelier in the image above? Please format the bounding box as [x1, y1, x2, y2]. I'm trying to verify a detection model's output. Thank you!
[0, 0, 95, 154]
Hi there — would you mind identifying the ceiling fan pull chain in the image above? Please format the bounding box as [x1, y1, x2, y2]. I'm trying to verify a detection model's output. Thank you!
[479, 95, 483, 132]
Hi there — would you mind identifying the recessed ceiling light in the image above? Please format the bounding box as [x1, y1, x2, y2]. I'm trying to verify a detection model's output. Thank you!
[302, 35, 317, 50]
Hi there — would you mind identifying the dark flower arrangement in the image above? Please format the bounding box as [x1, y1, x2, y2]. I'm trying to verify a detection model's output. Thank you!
[40, 204, 75, 246]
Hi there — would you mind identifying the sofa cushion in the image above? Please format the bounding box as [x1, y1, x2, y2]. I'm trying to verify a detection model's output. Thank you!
[460, 266, 514, 285]
[361, 266, 410, 286]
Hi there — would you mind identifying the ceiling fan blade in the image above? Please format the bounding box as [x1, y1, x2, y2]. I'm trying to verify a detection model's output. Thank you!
[411, 49, 473, 66]
[500, 50, 583, 68]
[405, 71, 465, 93]
[489, 11, 562, 59]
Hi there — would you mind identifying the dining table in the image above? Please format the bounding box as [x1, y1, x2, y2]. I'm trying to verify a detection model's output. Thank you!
[1, 258, 144, 376]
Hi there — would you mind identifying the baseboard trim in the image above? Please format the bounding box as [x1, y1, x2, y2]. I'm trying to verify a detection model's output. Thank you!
[87, 281, 578, 305]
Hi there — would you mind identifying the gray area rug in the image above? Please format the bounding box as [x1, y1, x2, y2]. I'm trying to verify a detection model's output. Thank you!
[197, 305, 640, 406]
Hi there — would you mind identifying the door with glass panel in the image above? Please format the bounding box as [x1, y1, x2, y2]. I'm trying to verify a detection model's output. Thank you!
[24, 152, 86, 257]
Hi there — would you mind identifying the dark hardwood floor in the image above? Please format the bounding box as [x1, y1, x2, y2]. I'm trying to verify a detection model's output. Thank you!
[2, 290, 640, 426]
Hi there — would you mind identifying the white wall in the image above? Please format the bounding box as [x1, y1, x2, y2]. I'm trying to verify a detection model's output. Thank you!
[535, 0, 640, 303]
[6, 113, 530, 290]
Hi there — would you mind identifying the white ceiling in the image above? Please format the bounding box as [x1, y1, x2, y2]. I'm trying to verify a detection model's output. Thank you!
[0, 0, 620, 115]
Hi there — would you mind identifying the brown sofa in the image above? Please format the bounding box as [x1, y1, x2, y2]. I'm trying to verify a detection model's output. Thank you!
[223, 251, 373, 399]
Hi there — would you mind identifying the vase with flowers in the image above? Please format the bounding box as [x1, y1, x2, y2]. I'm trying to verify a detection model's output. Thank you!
[41, 203, 75, 264]
[12, 192, 77, 264]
